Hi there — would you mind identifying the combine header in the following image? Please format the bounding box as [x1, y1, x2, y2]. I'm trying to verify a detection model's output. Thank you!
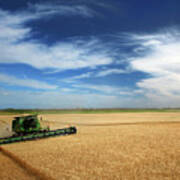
[0, 114, 77, 145]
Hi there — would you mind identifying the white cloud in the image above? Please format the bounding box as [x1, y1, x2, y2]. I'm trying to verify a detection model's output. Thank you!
[28, 3, 96, 18]
[96, 68, 126, 77]
[0, 2, 95, 43]
[0, 10, 31, 42]
[0, 40, 113, 70]
[72, 83, 135, 96]
[0, 8, 113, 71]
[63, 68, 129, 82]
[129, 29, 180, 104]
[0, 73, 57, 90]
[67, 72, 93, 80]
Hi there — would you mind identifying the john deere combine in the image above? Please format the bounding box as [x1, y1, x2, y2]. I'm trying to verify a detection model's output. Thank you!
[0, 114, 77, 145]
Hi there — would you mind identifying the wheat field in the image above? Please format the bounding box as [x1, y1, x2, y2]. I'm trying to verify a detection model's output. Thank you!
[0, 112, 180, 180]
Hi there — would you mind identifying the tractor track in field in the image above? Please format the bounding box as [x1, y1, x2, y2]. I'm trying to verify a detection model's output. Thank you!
[44, 120, 180, 127]
[0, 146, 55, 180]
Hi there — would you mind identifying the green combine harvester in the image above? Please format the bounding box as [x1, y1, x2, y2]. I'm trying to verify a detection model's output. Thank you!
[0, 114, 77, 145]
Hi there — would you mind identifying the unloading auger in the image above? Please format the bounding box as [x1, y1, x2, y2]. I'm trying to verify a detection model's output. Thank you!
[0, 114, 77, 145]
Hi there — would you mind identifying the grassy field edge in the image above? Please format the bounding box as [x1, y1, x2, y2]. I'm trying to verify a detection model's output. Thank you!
[0, 108, 180, 115]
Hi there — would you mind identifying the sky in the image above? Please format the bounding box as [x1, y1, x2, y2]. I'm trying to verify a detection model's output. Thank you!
[0, 0, 180, 109]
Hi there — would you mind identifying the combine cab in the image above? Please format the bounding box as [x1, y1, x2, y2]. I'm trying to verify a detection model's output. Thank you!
[0, 114, 77, 145]
[12, 115, 49, 135]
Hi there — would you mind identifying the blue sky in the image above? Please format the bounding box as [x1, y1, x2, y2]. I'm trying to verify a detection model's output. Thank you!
[0, 0, 180, 108]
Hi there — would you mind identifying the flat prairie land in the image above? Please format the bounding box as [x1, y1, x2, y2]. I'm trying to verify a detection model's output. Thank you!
[0, 112, 180, 180]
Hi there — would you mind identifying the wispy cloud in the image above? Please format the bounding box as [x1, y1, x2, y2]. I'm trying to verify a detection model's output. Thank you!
[0, 7, 114, 71]
[62, 68, 129, 84]
[95, 68, 127, 77]
[72, 83, 137, 96]
[128, 29, 180, 103]
[27, 3, 96, 18]
[67, 72, 93, 80]
[0, 73, 57, 90]
[0, 2, 95, 41]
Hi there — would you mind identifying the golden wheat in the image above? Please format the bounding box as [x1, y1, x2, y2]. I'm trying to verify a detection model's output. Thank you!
[0, 151, 37, 180]
[1, 113, 180, 180]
